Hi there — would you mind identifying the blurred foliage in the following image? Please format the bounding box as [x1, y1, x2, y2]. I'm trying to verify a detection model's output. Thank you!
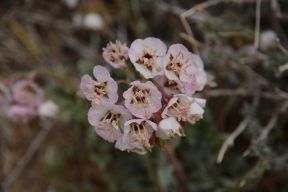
[0, 0, 288, 192]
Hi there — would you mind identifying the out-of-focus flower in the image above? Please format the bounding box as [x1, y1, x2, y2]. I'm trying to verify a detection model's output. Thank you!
[163, 44, 207, 91]
[103, 40, 128, 69]
[0, 82, 11, 113]
[73, 13, 104, 30]
[123, 80, 162, 119]
[156, 117, 184, 140]
[80, 65, 118, 105]
[12, 80, 44, 107]
[162, 94, 206, 124]
[115, 119, 156, 154]
[128, 37, 167, 79]
[260, 30, 278, 50]
[38, 100, 59, 119]
[6, 104, 36, 123]
[88, 104, 132, 142]
[63, 0, 78, 8]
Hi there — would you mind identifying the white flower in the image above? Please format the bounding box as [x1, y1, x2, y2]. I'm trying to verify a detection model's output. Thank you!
[156, 117, 184, 140]
[63, 0, 78, 8]
[128, 37, 167, 79]
[260, 30, 278, 50]
[38, 100, 59, 119]
[73, 13, 104, 30]
[162, 94, 206, 124]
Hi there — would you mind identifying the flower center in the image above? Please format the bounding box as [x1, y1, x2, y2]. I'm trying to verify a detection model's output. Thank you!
[100, 110, 121, 130]
[23, 85, 37, 95]
[168, 128, 184, 138]
[166, 54, 182, 75]
[109, 48, 125, 63]
[136, 51, 155, 70]
[94, 81, 107, 96]
[168, 98, 190, 121]
[131, 87, 151, 105]
[164, 79, 179, 91]
[129, 122, 150, 147]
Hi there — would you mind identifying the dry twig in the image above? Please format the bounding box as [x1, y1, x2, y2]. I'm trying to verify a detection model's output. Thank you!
[164, 145, 190, 192]
[243, 101, 288, 156]
[217, 116, 251, 163]
[1, 122, 53, 191]
[217, 96, 259, 163]
[254, 0, 262, 49]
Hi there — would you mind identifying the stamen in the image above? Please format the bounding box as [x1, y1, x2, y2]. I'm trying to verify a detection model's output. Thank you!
[23, 85, 37, 94]
[94, 81, 107, 96]
[131, 87, 151, 105]
[136, 50, 155, 70]
[100, 111, 121, 130]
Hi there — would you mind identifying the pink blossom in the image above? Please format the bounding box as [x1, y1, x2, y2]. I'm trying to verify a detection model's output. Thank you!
[115, 119, 156, 154]
[163, 44, 207, 91]
[123, 80, 162, 119]
[6, 104, 36, 123]
[162, 94, 206, 124]
[128, 37, 167, 79]
[12, 80, 44, 107]
[154, 75, 196, 96]
[103, 40, 129, 69]
[80, 65, 118, 105]
[156, 117, 184, 140]
[88, 104, 132, 142]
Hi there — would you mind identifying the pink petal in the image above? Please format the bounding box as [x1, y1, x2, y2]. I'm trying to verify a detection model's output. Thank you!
[80, 75, 95, 101]
[12, 80, 44, 107]
[93, 65, 112, 81]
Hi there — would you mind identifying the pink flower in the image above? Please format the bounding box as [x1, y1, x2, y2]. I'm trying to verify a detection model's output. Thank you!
[123, 80, 162, 119]
[128, 37, 167, 79]
[103, 40, 129, 69]
[154, 75, 196, 96]
[115, 119, 156, 154]
[156, 117, 184, 140]
[163, 44, 207, 91]
[80, 65, 118, 105]
[162, 94, 206, 124]
[12, 80, 44, 107]
[88, 104, 132, 142]
[6, 104, 36, 123]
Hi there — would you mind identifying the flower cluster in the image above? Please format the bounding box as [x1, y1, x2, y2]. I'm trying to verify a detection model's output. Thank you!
[1, 80, 58, 123]
[80, 37, 207, 154]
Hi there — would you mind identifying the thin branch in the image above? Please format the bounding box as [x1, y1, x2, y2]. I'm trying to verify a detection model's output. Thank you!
[276, 38, 288, 56]
[243, 101, 288, 156]
[206, 89, 288, 100]
[1, 122, 53, 191]
[144, 154, 163, 192]
[254, 0, 262, 48]
[217, 116, 251, 163]
[180, 0, 228, 52]
[278, 63, 288, 75]
[179, 0, 269, 52]
[164, 145, 190, 192]
[217, 96, 259, 163]
[259, 102, 288, 144]
[270, 0, 282, 19]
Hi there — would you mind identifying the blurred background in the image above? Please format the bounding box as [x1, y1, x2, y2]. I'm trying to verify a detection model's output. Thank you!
[0, 0, 288, 191]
